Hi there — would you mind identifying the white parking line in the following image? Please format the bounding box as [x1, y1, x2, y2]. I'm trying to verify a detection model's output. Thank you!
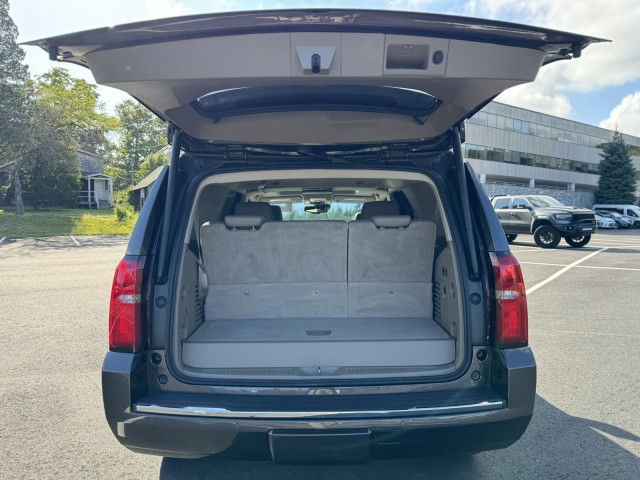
[69, 236, 81, 247]
[577, 264, 640, 272]
[525, 247, 608, 296]
[589, 244, 640, 250]
[520, 261, 570, 267]
[594, 238, 640, 244]
[521, 261, 640, 272]
[0, 237, 6, 245]
[512, 244, 640, 252]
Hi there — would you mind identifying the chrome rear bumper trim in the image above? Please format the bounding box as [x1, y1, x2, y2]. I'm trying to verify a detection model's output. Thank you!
[134, 399, 504, 419]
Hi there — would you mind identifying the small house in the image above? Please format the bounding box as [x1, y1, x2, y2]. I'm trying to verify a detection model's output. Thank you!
[130, 165, 164, 211]
[78, 150, 113, 208]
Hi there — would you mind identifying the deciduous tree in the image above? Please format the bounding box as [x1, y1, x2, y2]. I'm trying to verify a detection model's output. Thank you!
[136, 149, 169, 183]
[0, 0, 31, 213]
[113, 100, 166, 188]
[34, 68, 117, 154]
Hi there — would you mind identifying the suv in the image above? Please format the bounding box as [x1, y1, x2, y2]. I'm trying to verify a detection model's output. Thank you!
[29, 9, 602, 462]
[492, 195, 597, 248]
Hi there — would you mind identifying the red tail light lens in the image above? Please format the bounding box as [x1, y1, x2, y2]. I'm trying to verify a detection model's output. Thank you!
[490, 253, 528, 348]
[109, 258, 145, 352]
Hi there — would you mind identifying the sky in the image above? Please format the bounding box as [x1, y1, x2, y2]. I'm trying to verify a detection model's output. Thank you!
[9, 0, 640, 136]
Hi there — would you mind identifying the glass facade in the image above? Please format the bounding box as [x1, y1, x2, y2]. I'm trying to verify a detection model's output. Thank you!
[467, 111, 608, 148]
[463, 144, 598, 174]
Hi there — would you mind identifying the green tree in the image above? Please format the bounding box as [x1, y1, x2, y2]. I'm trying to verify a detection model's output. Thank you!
[9, 69, 117, 213]
[19, 141, 80, 209]
[0, 0, 31, 212]
[136, 149, 169, 183]
[0, 0, 29, 143]
[595, 131, 638, 204]
[34, 68, 117, 154]
[113, 100, 166, 188]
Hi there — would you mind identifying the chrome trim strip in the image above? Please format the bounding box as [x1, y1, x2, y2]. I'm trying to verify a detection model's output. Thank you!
[134, 400, 504, 419]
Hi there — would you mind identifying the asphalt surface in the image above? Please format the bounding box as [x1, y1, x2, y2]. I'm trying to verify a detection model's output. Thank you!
[1, 232, 639, 479]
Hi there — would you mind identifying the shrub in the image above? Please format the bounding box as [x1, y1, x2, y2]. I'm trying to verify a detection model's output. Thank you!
[115, 204, 134, 222]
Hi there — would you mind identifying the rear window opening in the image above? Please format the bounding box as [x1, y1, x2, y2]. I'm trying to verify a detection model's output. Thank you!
[168, 169, 469, 383]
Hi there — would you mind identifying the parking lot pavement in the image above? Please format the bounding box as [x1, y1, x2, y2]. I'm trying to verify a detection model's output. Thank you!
[1, 233, 639, 479]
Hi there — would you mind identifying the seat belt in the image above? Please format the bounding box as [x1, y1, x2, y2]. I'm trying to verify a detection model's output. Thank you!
[187, 213, 208, 321]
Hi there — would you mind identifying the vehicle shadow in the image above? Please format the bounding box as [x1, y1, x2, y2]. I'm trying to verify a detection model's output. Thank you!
[158, 395, 640, 480]
[72, 235, 130, 249]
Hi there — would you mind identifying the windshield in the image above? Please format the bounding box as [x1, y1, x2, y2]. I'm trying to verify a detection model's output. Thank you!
[272, 202, 363, 221]
[527, 196, 565, 208]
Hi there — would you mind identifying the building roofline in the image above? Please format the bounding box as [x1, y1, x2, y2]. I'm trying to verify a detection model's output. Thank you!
[491, 101, 640, 142]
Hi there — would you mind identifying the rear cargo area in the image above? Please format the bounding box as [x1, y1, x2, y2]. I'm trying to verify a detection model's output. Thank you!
[184, 317, 453, 370]
[171, 170, 464, 379]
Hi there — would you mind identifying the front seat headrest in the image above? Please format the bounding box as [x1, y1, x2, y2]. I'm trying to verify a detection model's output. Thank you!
[359, 201, 401, 220]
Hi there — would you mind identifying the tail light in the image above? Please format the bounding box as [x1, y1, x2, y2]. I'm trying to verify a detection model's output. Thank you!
[489, 252, 528, 348]
[109, 258, 146, 352]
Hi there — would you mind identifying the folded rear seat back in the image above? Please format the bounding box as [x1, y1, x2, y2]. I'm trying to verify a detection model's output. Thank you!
[200, 219, 348, 320]
[348, 215, 437, 318]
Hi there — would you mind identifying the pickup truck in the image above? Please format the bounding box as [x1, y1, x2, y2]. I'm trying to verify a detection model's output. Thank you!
[491, 195, 597, 248]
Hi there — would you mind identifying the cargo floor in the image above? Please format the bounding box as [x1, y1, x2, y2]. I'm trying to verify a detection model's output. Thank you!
[182, 317, 455, 369]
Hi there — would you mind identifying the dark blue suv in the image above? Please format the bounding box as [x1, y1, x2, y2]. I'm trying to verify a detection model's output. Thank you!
[28, 9, 604, 463]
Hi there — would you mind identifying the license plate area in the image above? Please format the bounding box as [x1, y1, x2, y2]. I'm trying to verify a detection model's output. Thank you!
[268, 429, 372, 464]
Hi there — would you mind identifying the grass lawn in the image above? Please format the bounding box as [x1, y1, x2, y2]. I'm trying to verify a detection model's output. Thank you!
[0, 208, 139, 237]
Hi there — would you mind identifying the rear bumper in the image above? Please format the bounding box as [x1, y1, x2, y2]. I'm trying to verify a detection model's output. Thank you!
[102, 347, 535, 460]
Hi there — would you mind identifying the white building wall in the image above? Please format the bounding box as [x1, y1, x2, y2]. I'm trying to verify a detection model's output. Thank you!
[465, 101, 640, 194]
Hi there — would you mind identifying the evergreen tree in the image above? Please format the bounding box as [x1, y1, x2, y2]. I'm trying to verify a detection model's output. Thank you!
[595, 131, 637, 204]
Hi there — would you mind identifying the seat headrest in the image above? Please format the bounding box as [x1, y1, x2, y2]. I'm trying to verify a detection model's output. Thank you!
[234, 202, 274, 221]
[360, 201, 401, 220]
[372, 215, 411, 228]
[271, 205, 283, 221]
[224, 215, 264, 229]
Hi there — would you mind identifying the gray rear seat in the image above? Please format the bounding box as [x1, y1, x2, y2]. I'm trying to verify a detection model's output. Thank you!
[348, 212, 437, 318]
[200, 201, 436, 321]
[201, 207, 348, 319]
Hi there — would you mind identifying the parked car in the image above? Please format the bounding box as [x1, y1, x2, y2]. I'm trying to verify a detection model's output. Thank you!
[594, 212, 618, 229]
[597, 211, 635, 229]
[28, 9, 603, 463]
[617, 213, 640, 228]
[592, 204, 640, 219]
[491, 195, 597, 248]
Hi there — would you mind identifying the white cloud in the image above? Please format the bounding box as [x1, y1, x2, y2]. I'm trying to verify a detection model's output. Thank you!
[462, 0, 640, 92]
[144, 0, 194, 20]
[495, 64, 574, 118]
[143, 0, 240, 20]
[462, 1, 640, 117]
[599, 92, 640, 137]
[386, 0, 434, 10]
